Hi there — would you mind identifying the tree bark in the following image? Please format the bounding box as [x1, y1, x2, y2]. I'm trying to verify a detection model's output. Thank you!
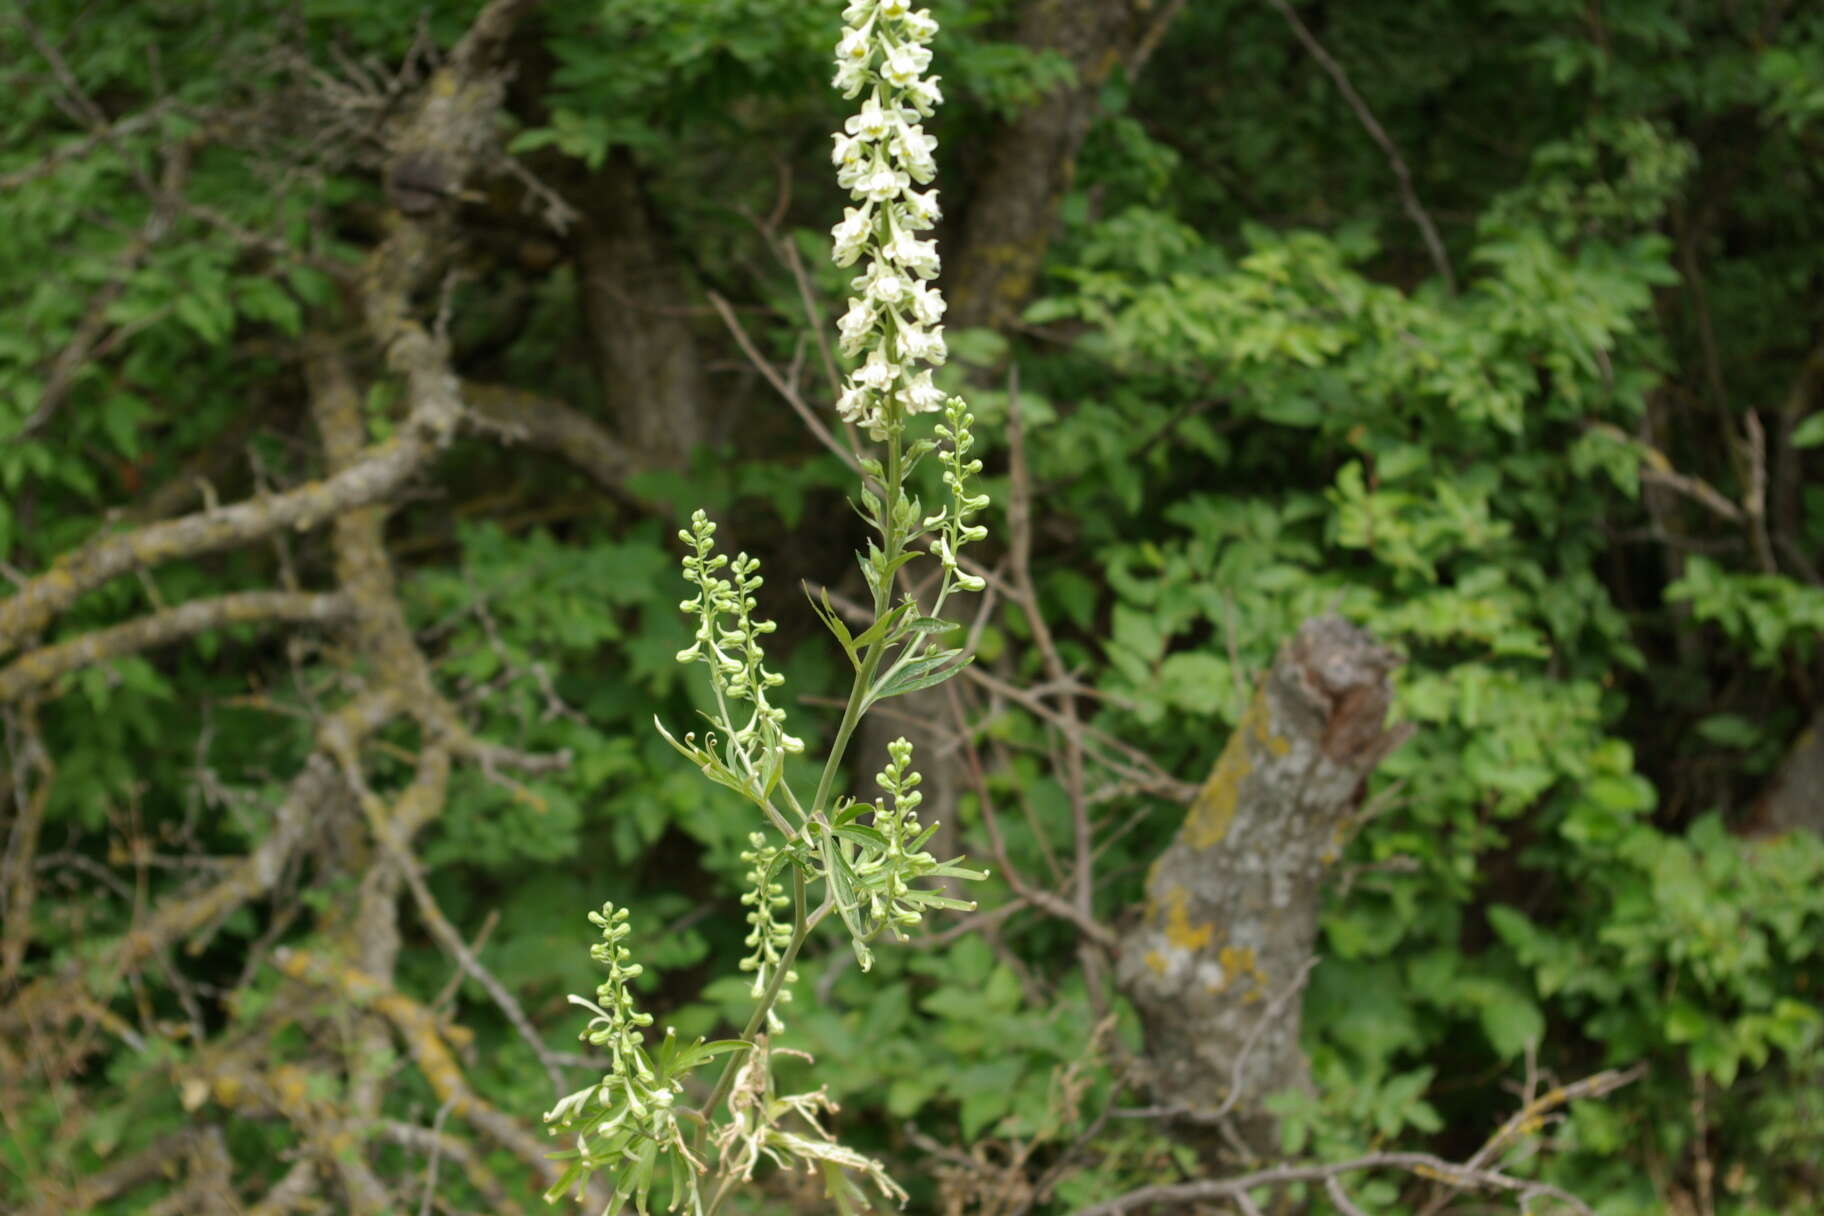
[1749, 707, 1824, 838]
[572, 148, 711, 467]
[948, 0, 1152, 330]
[1117, 615, 1408, 1157]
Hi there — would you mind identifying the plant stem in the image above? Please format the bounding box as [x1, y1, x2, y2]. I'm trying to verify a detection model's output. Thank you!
[807, 428, 903, 818]
[693, 867, 811, 1143]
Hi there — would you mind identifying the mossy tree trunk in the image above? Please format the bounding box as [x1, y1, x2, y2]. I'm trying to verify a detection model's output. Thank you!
[1117, 615, 1409, 1158]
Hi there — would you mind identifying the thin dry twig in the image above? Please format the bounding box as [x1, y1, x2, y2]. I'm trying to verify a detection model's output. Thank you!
[1087, 1062, 1647, 1216]
[1265, 0, 1456, 294]
[708, 289, 860, 475]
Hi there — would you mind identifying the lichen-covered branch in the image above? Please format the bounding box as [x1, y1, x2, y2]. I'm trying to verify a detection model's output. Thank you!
[464, 379, 644, 494]
[273, 948, 578, 1197]
[0, 690, 398, 1035]
[1116, 615, 1409, 1155]
[0, 591, 351, 704]
[0, 707, 53, 981]
[0, 430, 446, 656]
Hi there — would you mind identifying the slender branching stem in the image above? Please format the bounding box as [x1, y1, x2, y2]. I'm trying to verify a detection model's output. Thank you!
[694, 867, 811, 1144]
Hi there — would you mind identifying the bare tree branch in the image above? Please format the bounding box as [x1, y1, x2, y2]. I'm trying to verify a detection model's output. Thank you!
[1265, 0, 1457, 294]
[0, 419, 450, 655]
[0, 591, 351, 704]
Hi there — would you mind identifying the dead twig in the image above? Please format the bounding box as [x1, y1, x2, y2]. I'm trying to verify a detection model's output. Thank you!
[1265, 0, 1456, 294]
[708, 290, 860, 475]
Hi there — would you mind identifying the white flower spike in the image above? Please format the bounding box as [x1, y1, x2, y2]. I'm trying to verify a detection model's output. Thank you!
[829, 2, 951, 439]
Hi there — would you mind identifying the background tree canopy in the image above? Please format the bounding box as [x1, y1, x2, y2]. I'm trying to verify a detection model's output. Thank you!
[2, 0, 1822, 1212]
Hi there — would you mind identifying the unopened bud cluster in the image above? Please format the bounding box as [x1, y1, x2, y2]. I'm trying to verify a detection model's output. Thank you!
[860, 737, 943, 937]
[830, 1, 956, 439]
[674, 509, 803, 757]
[737, 833, 797, 1029]
[543, 904, 684, 1159]
[924, 397, 989, 596]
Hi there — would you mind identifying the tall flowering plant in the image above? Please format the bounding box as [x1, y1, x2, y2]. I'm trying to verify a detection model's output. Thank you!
[541, 4, 990, 1212]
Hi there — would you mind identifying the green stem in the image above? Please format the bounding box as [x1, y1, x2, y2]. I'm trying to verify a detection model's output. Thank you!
[694, 867, 811, 1143]
[808, 428, 904, 819]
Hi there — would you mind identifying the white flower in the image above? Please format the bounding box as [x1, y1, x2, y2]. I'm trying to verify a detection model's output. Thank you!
[900, 188, 941, 229]
[907, 280, 946, 326]
[846, 96, 893, 141]
[866, 266, 907, 305]
[886, 230, 940, 279]
[858, 164, 907, 202]
[892, 123, 938, 182]
[835, 27, 872, 65]
[831, 132, 866, 169]
[833, 58, 869, 98]
[838, 297, 875, 353]
[836, 385, 870, 422]
[829, 0, 959, 437]
[831, 206, 872, 265]
[836, 158, 870, 194]
[855, 350, 899, 390]
[904, 74, 943, 116]
[899, 321, 946, 364]
[880, 44, 931, 88]
[898, 369, 945, 413]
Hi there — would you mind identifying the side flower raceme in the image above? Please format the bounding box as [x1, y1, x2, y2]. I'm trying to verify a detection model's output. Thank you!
[830, 1, 951, 439]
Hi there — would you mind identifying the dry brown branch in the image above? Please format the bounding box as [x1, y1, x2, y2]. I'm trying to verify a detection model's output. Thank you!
[463, 380, 646, 493]
[334, 740, 570, 1099]
[307, 348, 568, 783]
[1070, 1149, 1592, 1216]
[1004, 376, 1098, 945]
[0, 591, 351, 704]
[1265, 0, 1456, 294]
[709, 289, 861, 475]
[1078, 1063, 1645, 1216]
[1, 707, 53, 981]
[17, 1127, 208, 1215]
[273, 947, 584, 1200]
[782, 237, 848, 409]
[1126, 0, 1190, 78]
[963, 664, 1198, 803]
[1744, 409, 1777, 572]
[179, 1047, 395, 1213]
[0, 690, 397, 1035]
[0, 416, 453, 655]
[244, 1160, 319, 1216]
[381, 1118, 523, 1215]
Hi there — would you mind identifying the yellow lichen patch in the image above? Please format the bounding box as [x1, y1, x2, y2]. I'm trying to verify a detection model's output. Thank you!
[1163, 886, 1214, 951]
[1182, 751, 1244, 849]
[211, 1073, 243, 1108]
[273, 1063, 310, 1108]
[1183, 691, 1297, 849]
[1144, 949, 1168, 977]
[1250, 694, 1292, 757]
[1217, 944, 1267, 996]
